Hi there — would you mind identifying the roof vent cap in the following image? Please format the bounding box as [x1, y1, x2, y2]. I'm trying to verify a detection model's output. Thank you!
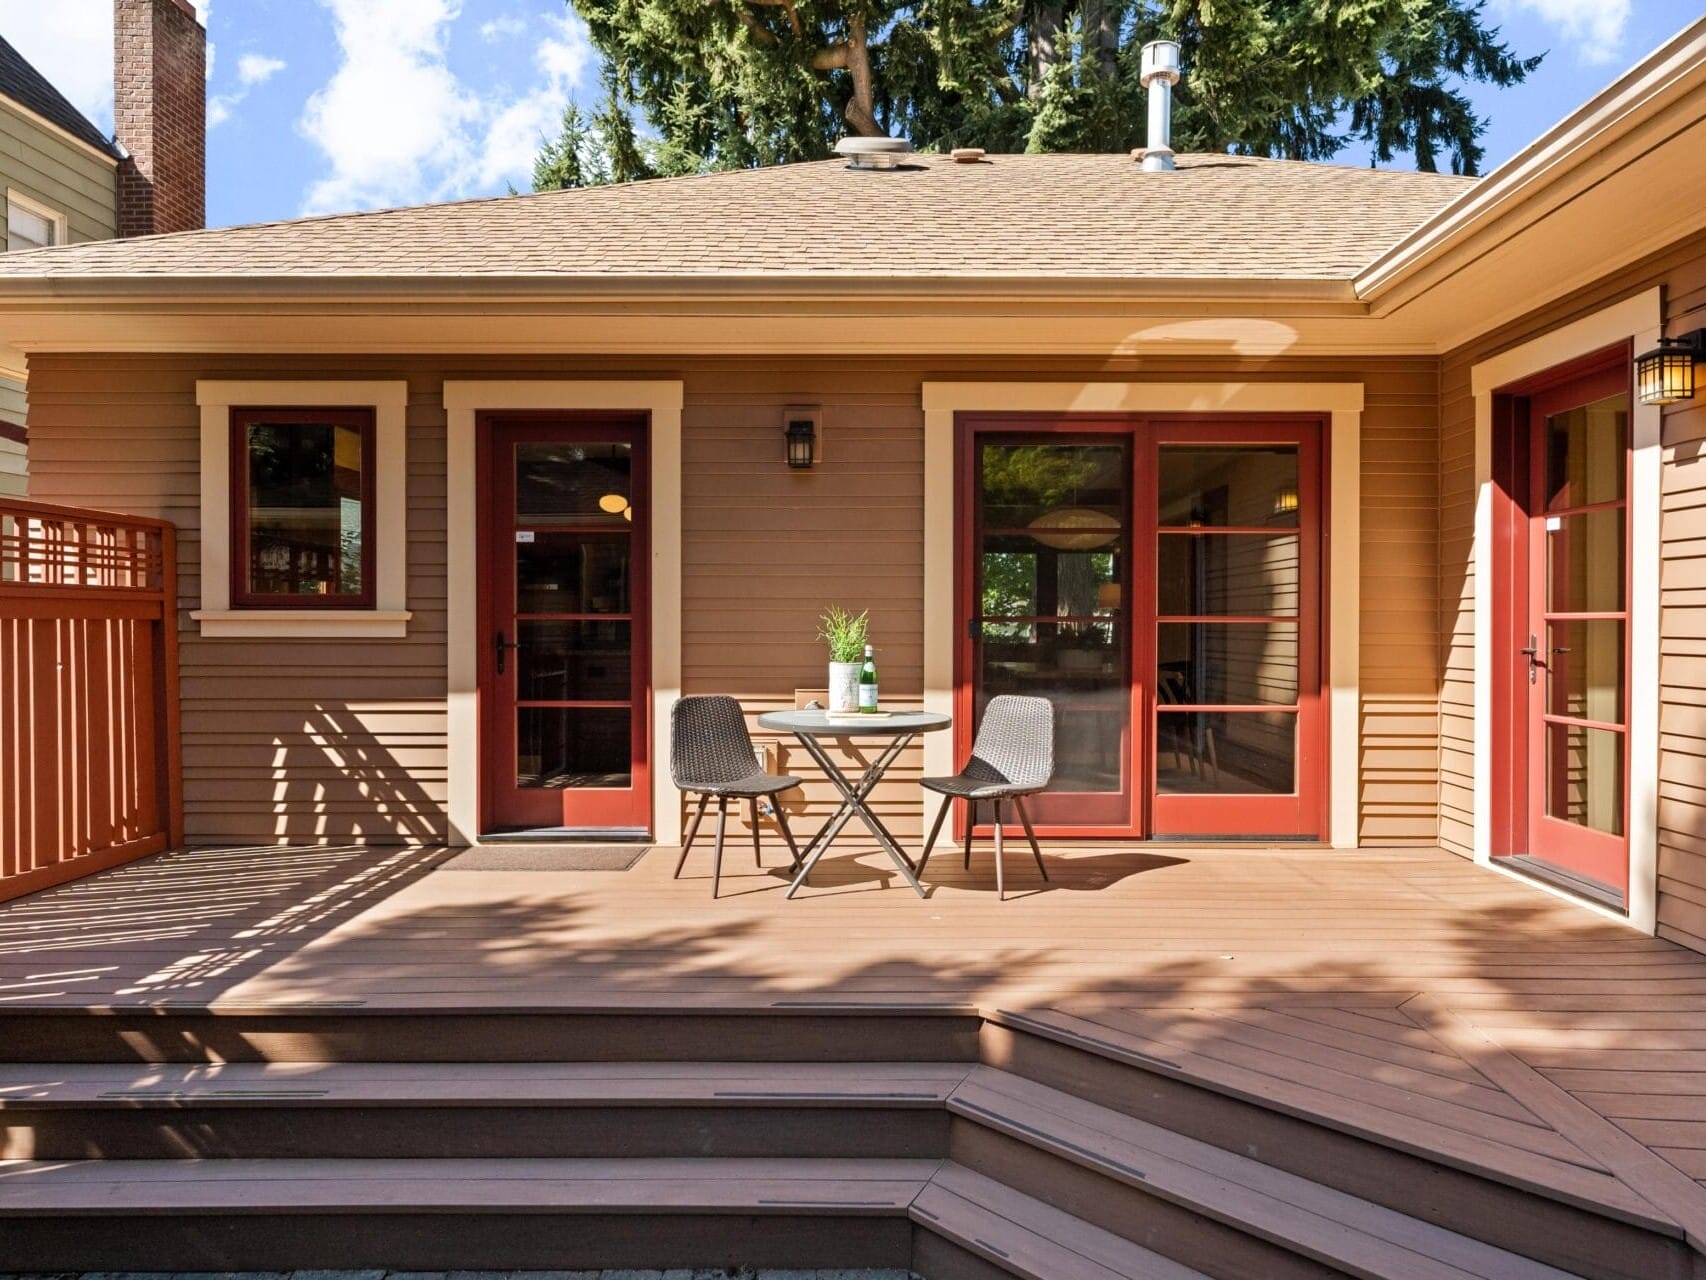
[835, 136, 914, 170]
[1139, 39, 1182, 173]
[950, 147, 986, 164]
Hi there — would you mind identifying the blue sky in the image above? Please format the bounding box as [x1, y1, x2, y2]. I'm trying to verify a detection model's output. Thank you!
[0, 0, 1698, 229]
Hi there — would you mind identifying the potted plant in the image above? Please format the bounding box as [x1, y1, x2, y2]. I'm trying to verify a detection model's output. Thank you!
[817, 606, 869, 713]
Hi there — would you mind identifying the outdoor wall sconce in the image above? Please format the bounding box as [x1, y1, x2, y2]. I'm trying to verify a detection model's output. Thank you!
[784, 405, 822, 469]
[1637, 329, 1705, 406]
[1272, 484, 1300, 517]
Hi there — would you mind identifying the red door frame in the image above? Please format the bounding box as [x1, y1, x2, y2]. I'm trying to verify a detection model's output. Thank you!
[1147, 417, 1325, 839]
[475, 412, 653, 835]
[952, 412, 1328, 841]
[1490, 348, 1631, 893]
[954, 416, 1142, 834]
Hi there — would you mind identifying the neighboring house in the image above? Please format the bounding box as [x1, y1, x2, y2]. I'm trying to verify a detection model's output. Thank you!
[0, 19, 1702, 949]
[0, 0, 204, 496]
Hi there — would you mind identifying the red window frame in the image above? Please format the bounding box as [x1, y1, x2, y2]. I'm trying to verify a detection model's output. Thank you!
[229, 406, 377, 609]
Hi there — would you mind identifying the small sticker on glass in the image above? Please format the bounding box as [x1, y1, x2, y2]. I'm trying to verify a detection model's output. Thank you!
[516, 530, 536, 543]
[1545, 516, 1562, 532]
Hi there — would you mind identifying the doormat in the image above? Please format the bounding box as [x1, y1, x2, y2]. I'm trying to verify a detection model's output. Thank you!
[437, 844, 652, 871]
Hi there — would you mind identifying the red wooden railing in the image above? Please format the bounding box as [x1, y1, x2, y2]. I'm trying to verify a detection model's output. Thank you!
[1, 499, 182, 903]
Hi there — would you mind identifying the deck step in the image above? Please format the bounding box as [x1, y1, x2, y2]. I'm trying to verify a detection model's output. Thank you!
[0, 1155, 930, 1272]
[951, 1065, 1580, 1280]
[912, 1164, 1211, 1280]
[0, 1060, 963, 1159]
[0, 1003, 984, 1063]
[982, 1010, 1690, 1280]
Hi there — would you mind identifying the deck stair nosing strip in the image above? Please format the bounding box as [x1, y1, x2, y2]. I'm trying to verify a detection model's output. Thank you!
[950, 1066, 1582, 1280]
[913, 1167, 1213, 1280]
[0, 1060, 972, 1106]
[990, 1006, 1673, 1231]
[0, 1155, 939, 1214]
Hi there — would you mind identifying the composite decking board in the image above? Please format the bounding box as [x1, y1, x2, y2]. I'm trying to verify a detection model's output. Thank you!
[1054, 1006, 1586, 1158]
[914, 1169, 1213, 1280]
[0, 1155, 938, 1213]
[994, 1007, 1665, 1227]
[1403, 995, 1706, 1253]
[0, 1059, 972, 1105]
[4, 843, 1706, 1243]
[950, 1068, 1581, 1280]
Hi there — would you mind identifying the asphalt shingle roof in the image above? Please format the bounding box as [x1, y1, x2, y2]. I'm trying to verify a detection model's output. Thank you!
[0, 153, 1476, 284]
[0, 35, 119, 160]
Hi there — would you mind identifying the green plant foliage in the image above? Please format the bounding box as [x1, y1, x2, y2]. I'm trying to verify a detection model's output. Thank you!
[537, 0, 1538, 189]
[817, 605, 871, 662]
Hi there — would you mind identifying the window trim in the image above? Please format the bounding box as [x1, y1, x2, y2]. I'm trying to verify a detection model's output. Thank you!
[229, 406, 378, 610]
[5, 189, 66, 251]
[193, 381, 410, 638]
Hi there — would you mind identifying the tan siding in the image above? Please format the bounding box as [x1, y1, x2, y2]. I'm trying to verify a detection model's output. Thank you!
[26, 353, 1441, 848]
[0, 104, 117, 243]
[1438, 229, 1706, 953]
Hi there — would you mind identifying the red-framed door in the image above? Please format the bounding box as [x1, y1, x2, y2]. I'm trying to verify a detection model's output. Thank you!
[1148, 419, 1324, 838]
[477, 414, 652, 835]
[956, 420, 1140, 832]
[953, 414, 1326, 840]
[1516, 368, 1631, 896]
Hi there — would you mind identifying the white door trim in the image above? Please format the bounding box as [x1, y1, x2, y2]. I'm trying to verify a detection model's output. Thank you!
[443, 380, 685, 846]
[1468, 288, 1660, 932]
[920, 381, 1364, 848]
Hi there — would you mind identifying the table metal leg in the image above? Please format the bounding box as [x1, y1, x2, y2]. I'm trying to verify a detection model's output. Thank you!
[786, 733, 927, 898]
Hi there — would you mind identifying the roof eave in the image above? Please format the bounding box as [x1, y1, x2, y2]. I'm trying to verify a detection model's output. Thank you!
[1355, 14, 1706, 309]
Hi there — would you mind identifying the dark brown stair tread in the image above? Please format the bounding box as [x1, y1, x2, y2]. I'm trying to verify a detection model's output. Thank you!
[915, 1165, 1211, 1280]
[0, 1156, 936, 1214]
[0, 1060, 968, 1106]
[954, 1067, 1580, 1280]
[995, 1007, 1669, 1230]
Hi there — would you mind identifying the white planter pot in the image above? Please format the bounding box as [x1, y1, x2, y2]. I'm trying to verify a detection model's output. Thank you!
[828, 662, 863, 713]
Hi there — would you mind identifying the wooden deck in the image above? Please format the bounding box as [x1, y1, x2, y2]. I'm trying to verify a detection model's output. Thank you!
[4, 837, 1706, 1270]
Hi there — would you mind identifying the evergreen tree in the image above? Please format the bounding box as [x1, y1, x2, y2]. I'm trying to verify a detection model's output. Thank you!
[536, 0, 1540, 188]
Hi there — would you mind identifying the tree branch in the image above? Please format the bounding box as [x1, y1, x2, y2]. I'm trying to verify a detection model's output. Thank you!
[842, 12, 880, 135]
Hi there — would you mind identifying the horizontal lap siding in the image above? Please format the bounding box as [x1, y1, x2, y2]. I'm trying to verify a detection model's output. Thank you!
[1438, 229, 1706, 954]
[25, 357, 449, 846]
[26, 354, 1441, 849]
[0, 108, 118, 244]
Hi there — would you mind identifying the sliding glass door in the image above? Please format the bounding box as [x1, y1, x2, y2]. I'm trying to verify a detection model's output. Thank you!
[957, 416, 1324, 840]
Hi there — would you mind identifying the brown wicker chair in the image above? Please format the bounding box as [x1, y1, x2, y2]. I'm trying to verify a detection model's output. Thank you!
[916, 694, 1054, 899]
[670, 695, 803, 897]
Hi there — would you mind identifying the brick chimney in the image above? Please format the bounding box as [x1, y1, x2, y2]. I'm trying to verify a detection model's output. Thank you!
[113, 0, 206, 238]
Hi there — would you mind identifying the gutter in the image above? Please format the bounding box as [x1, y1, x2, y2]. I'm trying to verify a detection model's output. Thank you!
[1356, 14, 1706, 310]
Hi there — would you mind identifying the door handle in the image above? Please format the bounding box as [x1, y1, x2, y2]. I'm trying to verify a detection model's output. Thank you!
[1520, 634, 1541, 685]
[494, 629, 522, 675]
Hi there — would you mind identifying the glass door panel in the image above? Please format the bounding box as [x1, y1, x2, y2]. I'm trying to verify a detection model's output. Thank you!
[1150, 432, 1322, 838]
[971, 438, 1134, 828]
[482, 422, 650, 834]
[1524, 389, 1630, 894]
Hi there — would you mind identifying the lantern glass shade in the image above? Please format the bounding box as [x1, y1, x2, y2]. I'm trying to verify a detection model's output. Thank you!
[1272, 484, 1300, 517]
[1637, 340, 1697, 406]
[785, 419, 816, 469]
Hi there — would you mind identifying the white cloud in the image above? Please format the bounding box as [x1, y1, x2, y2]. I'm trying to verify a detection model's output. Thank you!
[299, 1, 594, 214]
[237, 53, 286, 86]
[1494, 0, 1632, 63]
[0, 0, 213, 133]
[480, 15, 527, 42]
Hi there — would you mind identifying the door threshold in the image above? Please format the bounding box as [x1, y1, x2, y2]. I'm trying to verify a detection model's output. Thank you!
[1500, 854, 1626, 912]
[479, 827, 653, 844]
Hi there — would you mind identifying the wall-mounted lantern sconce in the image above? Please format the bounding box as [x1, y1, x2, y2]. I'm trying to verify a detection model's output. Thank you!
[1271, 484, 1300, 518]
[1637, 329, 1705, 406]
[784, 405, 822, 469]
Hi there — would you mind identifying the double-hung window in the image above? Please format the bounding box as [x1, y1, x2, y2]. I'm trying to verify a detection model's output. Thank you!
[7, 192, 65, 252]
[230, 408, 376, 608]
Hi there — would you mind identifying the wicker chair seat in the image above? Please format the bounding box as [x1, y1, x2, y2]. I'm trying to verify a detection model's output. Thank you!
[919, 772, 1041, 800]
[694, 771, 803, 797]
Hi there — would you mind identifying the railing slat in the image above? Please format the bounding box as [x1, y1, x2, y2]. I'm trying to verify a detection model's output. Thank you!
[0, 499, 179, 902]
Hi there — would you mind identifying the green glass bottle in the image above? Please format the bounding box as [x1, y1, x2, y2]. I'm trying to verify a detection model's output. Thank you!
[858, 643, 879, 713]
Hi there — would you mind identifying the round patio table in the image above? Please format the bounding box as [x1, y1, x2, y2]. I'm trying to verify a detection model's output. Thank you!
[757, 709, 951, 899]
